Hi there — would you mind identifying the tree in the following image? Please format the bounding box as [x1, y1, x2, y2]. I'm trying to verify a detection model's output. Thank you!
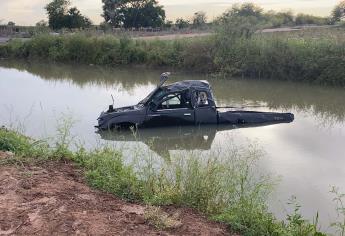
[229, 3, 263, 18]
[7, 21, 16, 26]
[216, 3, 266, 39]
[192, 11, 207, 28]
[102, 0, 165, 28]
[66, 7, 92, 28]
[295, 14, 328, 26]
[331, 0, 345, 23]
[45, 0, 92, 29]
[45, 0, 70, 29]
[164, 20, 173, 29]
[175, 18, 189, 29]
[36, 20, 48, 27]
[275, 11, 294, 26]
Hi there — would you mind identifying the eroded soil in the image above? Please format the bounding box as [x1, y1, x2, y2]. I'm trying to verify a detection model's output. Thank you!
[0, 152, 230, 235]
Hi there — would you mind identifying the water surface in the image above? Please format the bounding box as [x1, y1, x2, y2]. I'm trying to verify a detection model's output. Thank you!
[1, 60, 345, 231]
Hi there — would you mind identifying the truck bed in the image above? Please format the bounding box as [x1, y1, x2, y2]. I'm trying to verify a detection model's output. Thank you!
[218, 110, 294, 124]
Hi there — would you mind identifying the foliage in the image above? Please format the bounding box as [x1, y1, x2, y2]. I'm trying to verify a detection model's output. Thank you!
[330, 186, 345, 236]
[284, 196, 325, 236]
[7, 21, 16, 26]
[1, 27, 345, 86]
[45, 0, 70, 30]
[65, 7, 92, 28]
[192, 11, 207, 28]
[99, 21, 112, 31]
[331, 0, 345, 23]
[260, 10, 295, 27]
[213, 33, 345, 85]
[36, 20, 48, 27]
[33, 20, 50, 35]
[0, 127, 334, 235]
[45, 0, 92, 30]
[175, 18, 190, 29]
[216, 3, 329, 28]
[0, 128, 49, 159]
[295, 14, 329, 26]
[164, 20, 173, 29]
[228, 3, 264, 18]
[213, 4, 345, 86]
[52, 115, 75, 159]
[102, 0, 165, 28]
[216, 3, 269, 37]
[0, 128, 34, 155]
[73, 147, 142, 201]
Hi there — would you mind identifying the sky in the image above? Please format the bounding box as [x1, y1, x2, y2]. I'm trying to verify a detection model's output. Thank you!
[0, 0, 340, 26]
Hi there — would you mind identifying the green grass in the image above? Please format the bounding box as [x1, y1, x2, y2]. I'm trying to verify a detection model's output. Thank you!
[214, 34, 345, 85]
[0, 126, 330, 235]
[0, 27, 344, 85]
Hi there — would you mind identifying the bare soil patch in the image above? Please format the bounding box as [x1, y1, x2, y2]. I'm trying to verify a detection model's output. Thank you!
[0, 152, 230, 235]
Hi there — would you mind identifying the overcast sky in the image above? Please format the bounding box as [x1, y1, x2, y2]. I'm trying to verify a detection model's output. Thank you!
[0, 0, 339, 26]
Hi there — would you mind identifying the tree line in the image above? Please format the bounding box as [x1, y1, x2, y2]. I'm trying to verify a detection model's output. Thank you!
[6, 0, 344, 30]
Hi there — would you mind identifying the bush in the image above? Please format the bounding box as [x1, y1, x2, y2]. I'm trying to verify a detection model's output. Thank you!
[0, 128, 33, 154]
[213, 29, 345, 85]
[1, 28, 345, 86]
[295, 14, 328, 26]
[0, 128, 49, 158]
[73, 148, 142, 201]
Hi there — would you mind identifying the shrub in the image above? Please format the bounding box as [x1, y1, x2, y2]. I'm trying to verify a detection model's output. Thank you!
[1, 28, 345, 86]
[0, 128, 49, 158]
[73, 148, 143, 201]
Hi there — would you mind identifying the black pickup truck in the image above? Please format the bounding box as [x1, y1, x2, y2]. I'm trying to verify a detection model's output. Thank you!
[96, 72, 294, 130]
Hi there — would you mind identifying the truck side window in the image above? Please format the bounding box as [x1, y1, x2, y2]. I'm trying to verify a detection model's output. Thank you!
[157, 93, 190, 110]
[197, 91, 209, 106]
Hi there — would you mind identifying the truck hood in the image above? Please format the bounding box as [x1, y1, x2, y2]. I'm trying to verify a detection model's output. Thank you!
[97, 104, 146, 128]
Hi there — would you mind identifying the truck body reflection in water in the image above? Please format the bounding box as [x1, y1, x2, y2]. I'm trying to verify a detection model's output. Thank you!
[97, 122, 288, 157]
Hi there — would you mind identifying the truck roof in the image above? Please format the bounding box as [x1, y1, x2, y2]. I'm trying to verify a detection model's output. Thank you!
[162, 80, 210, 93]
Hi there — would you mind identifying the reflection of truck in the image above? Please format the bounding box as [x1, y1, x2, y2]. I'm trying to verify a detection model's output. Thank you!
[98, 123, 283, 157]
[96, 72, 294, 130]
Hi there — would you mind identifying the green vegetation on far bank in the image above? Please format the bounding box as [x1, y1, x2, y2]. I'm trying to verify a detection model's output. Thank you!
[1, 2, 345, 86]
[1, 26, 345, 86]
[2, 126, 345, 235]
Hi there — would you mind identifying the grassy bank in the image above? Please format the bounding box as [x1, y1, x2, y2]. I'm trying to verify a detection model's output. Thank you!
[1, 127, 336, 235]
[0, 27, 345, 86]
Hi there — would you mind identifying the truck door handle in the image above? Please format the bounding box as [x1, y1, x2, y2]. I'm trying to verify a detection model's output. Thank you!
[184, 113, 192, 116]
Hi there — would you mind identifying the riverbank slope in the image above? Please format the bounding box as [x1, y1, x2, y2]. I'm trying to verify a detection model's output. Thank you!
[0, 127, 329, 235]
[0, 151, 229, 235]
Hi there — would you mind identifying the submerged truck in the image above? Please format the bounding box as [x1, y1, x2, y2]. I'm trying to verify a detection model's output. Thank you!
[96, 72, 294, 130]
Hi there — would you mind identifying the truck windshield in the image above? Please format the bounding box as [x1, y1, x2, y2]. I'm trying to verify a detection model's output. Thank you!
[138, 88, 165, 105]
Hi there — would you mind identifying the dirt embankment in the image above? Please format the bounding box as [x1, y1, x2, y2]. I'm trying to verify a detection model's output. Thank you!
[0, 152, 230, 236]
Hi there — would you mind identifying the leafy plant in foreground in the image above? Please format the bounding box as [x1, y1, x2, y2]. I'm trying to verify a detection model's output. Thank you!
[330, 186, 345, 236]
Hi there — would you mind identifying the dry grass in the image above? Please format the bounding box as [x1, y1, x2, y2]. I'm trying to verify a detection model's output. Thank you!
[144, 206, 182, 230]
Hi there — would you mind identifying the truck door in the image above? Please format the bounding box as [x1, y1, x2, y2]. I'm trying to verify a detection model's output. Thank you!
[193, 90, 218, 125]
[144, 92, 195, 127]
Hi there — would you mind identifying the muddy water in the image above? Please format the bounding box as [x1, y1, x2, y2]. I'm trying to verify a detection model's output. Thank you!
[1, 60, 345, 231]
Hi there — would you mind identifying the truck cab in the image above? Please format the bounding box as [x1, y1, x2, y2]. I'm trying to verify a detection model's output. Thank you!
[142, 80, 218, 127]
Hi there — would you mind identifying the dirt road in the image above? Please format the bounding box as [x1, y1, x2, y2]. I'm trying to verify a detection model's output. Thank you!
[133, 32, 213, 41]
[0, 152, 229, 235]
